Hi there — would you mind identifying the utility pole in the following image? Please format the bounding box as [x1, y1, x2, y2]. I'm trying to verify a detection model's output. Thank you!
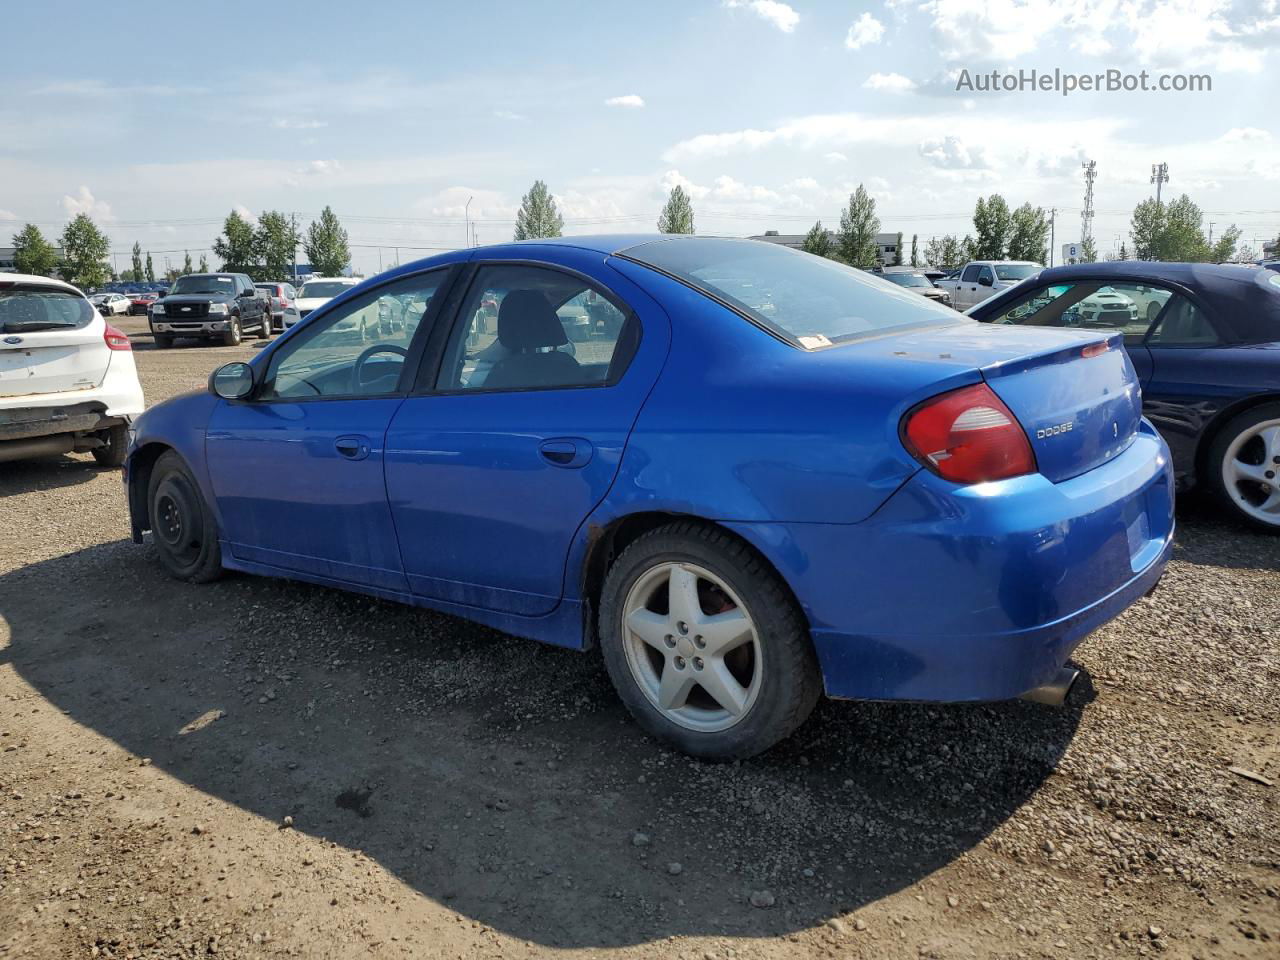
[1049, 208, 1056, 267]
[290, 212, 298, 283]
[465, 196, 473, 251]
[1150, 162, 1169, 205]
[1208, 221, 1215, 245]
[1081, 160, 1097, 252]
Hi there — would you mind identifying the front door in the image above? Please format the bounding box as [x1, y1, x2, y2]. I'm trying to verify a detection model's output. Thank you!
[205, 268, 451, 591]
[385, 257, 669, 616]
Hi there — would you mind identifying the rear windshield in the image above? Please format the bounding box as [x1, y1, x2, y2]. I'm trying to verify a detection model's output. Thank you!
[883, 272, 935, 288]
[619, 237, 959, 347]
[300, 281, 354, 299]
[0, 287, 94, 332]
[995, 264, 1040, 281]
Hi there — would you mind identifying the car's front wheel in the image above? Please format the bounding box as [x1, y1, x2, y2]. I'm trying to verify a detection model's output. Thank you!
[1208, 403, 1280, 533]
[221, 316, 242, 346]
[598, 522, 821, 760]
[147, 451, 223, 582]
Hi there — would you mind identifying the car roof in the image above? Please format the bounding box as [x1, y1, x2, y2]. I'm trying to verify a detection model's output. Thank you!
[0, 273, 83, 295]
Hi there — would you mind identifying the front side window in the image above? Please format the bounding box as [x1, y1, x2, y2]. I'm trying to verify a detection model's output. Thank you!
[436, 264, 637, 391]
[261, 271, 444, 400]
[621, 237, 958, 349]
[989, 281, 1169, 337]
[978, 267, 996, 285]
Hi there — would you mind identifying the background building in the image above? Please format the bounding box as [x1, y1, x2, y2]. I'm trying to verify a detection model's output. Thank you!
[0, 246, 65, 274]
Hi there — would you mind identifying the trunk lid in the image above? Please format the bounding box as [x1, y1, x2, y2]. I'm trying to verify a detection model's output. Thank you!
[853, 321, 1142, 483]
[0, 284, 111, 398]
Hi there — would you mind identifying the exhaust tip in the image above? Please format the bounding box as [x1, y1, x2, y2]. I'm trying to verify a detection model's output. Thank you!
[1019, 667, 1080, 707]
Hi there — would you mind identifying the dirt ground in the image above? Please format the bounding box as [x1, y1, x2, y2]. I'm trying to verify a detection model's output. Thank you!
[1, 317, 1276, 959]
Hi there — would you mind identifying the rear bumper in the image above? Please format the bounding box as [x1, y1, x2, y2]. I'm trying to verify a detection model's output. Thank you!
[727, 420, 1175, 702]
[0, 401, 126, 442]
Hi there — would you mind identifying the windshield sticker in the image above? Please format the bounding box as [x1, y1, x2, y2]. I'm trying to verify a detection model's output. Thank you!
[798, 334, 833, 349]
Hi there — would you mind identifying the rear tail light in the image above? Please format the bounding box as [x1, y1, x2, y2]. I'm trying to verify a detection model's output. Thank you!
[104, 324, 132, 351]
[901, 382, 1035, 484]
[1081, 341, 1109, 359]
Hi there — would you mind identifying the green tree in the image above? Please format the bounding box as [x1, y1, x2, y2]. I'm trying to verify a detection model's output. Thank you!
[58, 214, 110, 288]
[11, 223, 59, 276]
[1079, 237, 1098, 263]
[182, 251, 193, 275]
[924, 234, 968, 269]
[255, 210, 300, 279]
[893, 231, 904, 266]
[657, 185, 695, 234]
[1129, 193, 1237, 262]
[972, 195, 1012, 260]
[1210, 224, 1241, 263]
[835, 185, 880, 268]
[303, 206, 351, 276]
[800, 220, 832, 257]
[1007, 203, 1050, 262]
[198, 254, 209, 273]
[910, 234, 919, 267]
[131, 241, 144, 280]
[212, 210, 258, 273]
[145, 252, 155, 282]
[1117, 242, 1129, 261]
[513, 180, 563, 240]
[1129, 199, 1166, 260]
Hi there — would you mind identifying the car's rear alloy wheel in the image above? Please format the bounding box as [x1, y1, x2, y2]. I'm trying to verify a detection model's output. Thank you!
[148, 451, 223, 582]
[599, 522, 820, 759]
[1210, 404, 1280, 532]
[258, 315, 272, 340]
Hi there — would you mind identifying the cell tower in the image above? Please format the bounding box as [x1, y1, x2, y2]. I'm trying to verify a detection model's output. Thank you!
[1081, 159, 1097, 248]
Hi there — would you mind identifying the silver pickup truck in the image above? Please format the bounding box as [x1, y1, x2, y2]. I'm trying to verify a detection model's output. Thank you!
[934, 260, 1043, 311]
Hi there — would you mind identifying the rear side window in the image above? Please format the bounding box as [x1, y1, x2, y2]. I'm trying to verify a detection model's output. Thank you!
[961, 264, 982, 282]
[436, 264, 638, 391]
[620, 237, 958, 349]
[0, 287, 94, 332]
[1148, 296, 1219, 345]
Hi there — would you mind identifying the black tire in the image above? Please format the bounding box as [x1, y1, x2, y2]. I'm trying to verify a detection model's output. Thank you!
[257, 312, 272, 340]
[221, 315, 242, 347]
[153, 334, 174, 349]
[1206, 402, 1280, 534]
[598, 521, 821, 760]
[147, 451, 223, 582]
[91, 423, 128, 468]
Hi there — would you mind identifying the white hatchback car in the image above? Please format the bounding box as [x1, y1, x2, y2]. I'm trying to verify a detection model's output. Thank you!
[0, 274, 144, 466]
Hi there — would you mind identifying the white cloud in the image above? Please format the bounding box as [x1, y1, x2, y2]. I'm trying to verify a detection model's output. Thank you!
[0, 209, 16, 221]
[604, 94, 646, 108]
[300, 159, 343, 176]
[862, 72, 916, 92]
[919, 135, 991, 169]
[1218, 126, 1272, 142]
[274, 118, 327, 130]
[722, 0, 799, 33]
[233, 204, 257, 224]
[823, 151, 848, 163]
[660, 169, 711, 200]
[493, 109, 526, 121]
[61, 186, 112, 221]
[784, 177, 821, 190]
[845, 12, 886, 49]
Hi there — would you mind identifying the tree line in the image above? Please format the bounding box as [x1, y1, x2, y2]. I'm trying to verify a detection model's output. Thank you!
[7, 184, 1270, 289]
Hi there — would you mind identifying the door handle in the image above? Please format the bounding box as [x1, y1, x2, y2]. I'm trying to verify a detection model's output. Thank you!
[334, 435, 371, 461]
[539, 438, 593, 469]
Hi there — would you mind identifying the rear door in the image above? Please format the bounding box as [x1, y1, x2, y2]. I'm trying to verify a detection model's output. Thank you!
[384, 254, 670, 616]
[0, 283, 109, 397]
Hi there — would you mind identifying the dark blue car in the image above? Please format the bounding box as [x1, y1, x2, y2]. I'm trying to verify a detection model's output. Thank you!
[971, 262, 1280, 532]
[124, 237, 1173, 758]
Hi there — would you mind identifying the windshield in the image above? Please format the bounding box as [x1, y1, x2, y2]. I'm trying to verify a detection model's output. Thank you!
[882, 273, 934, 288]
[995, 264, 1040, 281]
[170, 275, 236, 295]
[621, 237, 960, 347]
[0, 287, 95, 332]
[300, 281, 355, 299]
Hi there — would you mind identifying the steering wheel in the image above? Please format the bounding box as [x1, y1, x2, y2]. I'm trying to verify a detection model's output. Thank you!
[351, 343, 408, 393]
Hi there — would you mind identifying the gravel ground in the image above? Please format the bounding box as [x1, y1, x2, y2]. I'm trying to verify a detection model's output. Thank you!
[0, 319, 1276, 959]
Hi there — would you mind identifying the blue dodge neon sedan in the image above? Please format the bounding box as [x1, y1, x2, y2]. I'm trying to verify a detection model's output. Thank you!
[125, 236, 1174, 758]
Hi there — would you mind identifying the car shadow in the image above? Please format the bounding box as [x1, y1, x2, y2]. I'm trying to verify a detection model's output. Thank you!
[1, 541, 1086, 948]
[1173, 490, 1280, 571]
[0, 454, 105, 494]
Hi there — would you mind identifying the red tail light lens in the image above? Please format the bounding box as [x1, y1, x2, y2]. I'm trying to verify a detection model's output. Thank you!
[104, 324, 132, 351]
[902, 383, 1036, 484]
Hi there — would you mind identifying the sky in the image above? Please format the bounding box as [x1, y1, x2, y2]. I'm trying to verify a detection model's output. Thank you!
[3, 0, 1278, 275]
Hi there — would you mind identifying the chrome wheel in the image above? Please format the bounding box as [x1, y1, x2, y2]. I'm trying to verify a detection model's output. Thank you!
[1222, 417, 1280, 527]
[621, 562, 762, 733]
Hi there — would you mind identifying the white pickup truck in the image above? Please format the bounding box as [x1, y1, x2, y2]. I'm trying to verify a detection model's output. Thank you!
[934, 260, 1042, 311]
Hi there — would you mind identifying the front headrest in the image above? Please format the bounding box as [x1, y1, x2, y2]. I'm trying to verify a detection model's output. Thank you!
[497, 290, 569, 351]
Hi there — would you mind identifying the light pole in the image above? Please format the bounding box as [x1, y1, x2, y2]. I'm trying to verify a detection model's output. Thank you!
[465, 196, 473, 250]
